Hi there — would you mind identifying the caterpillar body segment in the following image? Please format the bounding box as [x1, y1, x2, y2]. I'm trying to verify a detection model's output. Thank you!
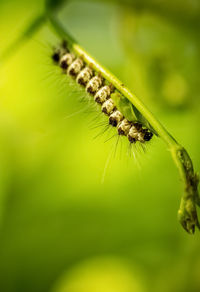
[117, 119, 132, 136]
[52, 43, 153, 144]
[102, 98, 115, 115]
[86, 75, 103, 94]
[60, 53, 75, 69]
[94, 85, 111, 104]
[76, 67, 93, 86]
[109, 110, 123, 127]
[128, 125, 140, 143]
[67, 58, 84, 76]
[128, 124, 153, 143]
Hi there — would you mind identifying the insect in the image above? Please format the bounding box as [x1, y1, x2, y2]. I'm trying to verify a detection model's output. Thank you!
[52, 42, 153, 145]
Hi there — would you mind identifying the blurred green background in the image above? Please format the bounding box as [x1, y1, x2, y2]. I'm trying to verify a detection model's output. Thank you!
[0, 0, 200, 291]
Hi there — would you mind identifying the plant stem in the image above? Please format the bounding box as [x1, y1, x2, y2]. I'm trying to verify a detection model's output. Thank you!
[47, 15, 200, 233]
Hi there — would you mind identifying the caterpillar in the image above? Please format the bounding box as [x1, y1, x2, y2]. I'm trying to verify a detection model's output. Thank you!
[52, 42, 153, 144]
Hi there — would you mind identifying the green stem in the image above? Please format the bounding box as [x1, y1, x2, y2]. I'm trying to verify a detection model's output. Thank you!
[48, 15, 199, 234]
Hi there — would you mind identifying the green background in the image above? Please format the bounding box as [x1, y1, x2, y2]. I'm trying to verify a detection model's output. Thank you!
[0, 0, 200, 291]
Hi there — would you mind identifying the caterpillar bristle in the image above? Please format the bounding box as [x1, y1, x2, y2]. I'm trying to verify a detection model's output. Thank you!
[52, 42, 154, 145]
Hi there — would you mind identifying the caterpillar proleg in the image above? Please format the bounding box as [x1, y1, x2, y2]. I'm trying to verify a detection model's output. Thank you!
[52, 41, 154, 145]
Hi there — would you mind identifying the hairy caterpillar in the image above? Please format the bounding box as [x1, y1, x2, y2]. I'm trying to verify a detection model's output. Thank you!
[52, 41, 153, 145]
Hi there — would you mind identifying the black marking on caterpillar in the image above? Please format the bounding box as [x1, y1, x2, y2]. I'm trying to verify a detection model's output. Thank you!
[52, 43, 154, 145]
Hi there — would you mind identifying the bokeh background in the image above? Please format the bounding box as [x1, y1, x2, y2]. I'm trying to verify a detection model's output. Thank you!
[0, 0, 200, 291]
